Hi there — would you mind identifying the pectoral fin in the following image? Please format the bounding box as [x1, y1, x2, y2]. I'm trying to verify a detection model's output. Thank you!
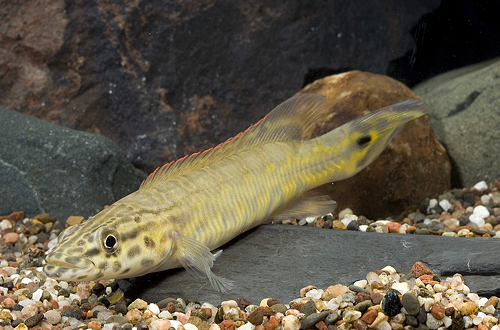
[269, 190, 337, 221]
[173, 231, 233, 292]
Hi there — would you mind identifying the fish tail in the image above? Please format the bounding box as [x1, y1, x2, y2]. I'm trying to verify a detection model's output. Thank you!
[310, 99, 432, 183]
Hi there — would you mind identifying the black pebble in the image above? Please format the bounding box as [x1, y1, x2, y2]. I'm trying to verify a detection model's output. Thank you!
[25, 314, 44, 327]
[92, 283, 105, 296]
[12, 303, 23, 311]
[61, 308, 82, 320]
[115, 301, 128, 315]
[381, 291, 402, 317]
[417, 308, 427, 324]
[11, 319, 24, 327]
[99, 297, 110, 308]
[346, 220, 359, 231]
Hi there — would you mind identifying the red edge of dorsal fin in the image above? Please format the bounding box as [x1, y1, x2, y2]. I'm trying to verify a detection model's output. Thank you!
[138, 93, 325, 191]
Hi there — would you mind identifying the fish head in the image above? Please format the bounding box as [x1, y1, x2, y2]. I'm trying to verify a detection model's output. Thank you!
[44, 202, 175, 281]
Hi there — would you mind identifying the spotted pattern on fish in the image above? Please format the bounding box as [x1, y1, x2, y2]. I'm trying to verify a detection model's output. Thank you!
[43, 94, 430, 292]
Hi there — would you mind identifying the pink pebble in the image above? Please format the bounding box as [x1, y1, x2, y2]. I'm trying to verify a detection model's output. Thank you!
[2, 232, 19, 244]
[150, 319, 171, 330]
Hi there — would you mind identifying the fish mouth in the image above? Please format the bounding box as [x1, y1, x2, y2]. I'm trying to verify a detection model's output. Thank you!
[44, 252, 100, 281]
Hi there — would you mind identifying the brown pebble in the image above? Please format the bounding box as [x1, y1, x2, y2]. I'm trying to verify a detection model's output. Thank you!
[370, 293, 383, 305]
[355, 292, 371, 304]
[290, 303, 302, 311]
[484, 296, 499, 308]
[478, 324, 488, 330]
[445, 307, 455, 316]
[406, 226, 416, 234]
[220, 320, 235, 330]
[2, 232, 19, 244]
[431, 304, 445, 319]
[410, 261, 433, 278]
[266, 298, 280, 307]
[255, 325, 265, 330]
[360, 309, 378, 324]
[248, 308, 265, 325]
[66, 216, 84, 226]
[315, 321, 328, 330]
[353, 319, 368, 330]
[237, 298, 251, 310]
[385, 222, 400, 233]
[322, 284, 350, 299]
[200, 308, 212, 320]
[315, 217, 325, 228]
[166, 302, 176, 313]
[7, 211, 24, 222]
[88, 321, 102, 330]
[264, 315, 279, 330]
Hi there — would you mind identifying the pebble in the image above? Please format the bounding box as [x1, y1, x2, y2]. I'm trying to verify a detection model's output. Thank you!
[2, 232, 19, 244]
[128, 298, 148, 310]
[381, 291, 402, 317]
[44, 310, 62, 324]
[300, 311, 329, 329]
[401, 293, 420, 316]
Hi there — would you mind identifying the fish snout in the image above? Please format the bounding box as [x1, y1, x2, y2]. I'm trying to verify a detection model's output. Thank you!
[44, 252, 100, 281]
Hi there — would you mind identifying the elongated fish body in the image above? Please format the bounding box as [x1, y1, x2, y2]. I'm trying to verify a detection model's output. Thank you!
[44, 94, 431, 291]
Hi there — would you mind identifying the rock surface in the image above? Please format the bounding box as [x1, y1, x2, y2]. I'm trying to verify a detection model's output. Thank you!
[299, 71, 451, 218]
[0, 107, 146, 220]
[414, 58, 500, 187]
[0, 0, 439, 172]
[120, 225, 500, 304]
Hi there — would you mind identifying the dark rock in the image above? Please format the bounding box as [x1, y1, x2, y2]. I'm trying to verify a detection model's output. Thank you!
[61, 308, 82, 320]
[417, 308, 427, 325]
[300, 311, 329, 330]
[401, 292, 420, 316]
[346, 220, 359, 231]
[0, 108, 145, 220]
[301, 71, 450, 219]
[270, 303, 287, 315]
[324, 313, 340, 326]
[1, 0, 439, 173]
[414, 58, 500, 187]
[24, 314, 44, 327]
[10, 319, 24, 327]
[300, 300, 317, 316]
[405, 315, 419, 327]
[91, 283, 105, 296]
[381, 291, 402, 317]
[120, 225, 500, 304]
[115, 301, 127, 315]
[236, 298, 251, 310]
[354, 300, 372, 313]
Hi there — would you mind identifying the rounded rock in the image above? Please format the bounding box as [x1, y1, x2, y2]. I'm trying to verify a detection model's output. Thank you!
[283, 315, 300, 330]
[2, 232, 19, 244]
[381, 291, 402, 317]
[220, 320, 235, 330]
[401, 293, 420, 316]
[44, 310, 62, 325]
[150, 319, 172, 330]
[300, 310, 328, 330]
[343, 310, 362, 322]
[128, 298, 148, 310]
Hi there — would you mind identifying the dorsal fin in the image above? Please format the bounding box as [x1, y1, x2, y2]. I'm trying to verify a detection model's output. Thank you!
[139, 93, 326, 190]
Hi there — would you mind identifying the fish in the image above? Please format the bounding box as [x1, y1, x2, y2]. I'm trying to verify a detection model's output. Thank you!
[43, 93, 431, 292]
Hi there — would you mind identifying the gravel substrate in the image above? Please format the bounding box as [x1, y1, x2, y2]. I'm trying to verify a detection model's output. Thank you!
[0, 180, 499, 330]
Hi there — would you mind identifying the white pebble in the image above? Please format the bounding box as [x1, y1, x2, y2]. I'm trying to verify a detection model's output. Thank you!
[427, 198, 438, 212]
[148, 303, 160, 315]
[18, 299, 36, 307]
[381, 265, 397, 275]
[106, 286, 112, 295]
[305, 216, 316, 224]
[439, 199, 451, 212]
[338, 208, 353, 219]
[184, 324, 199, 330]
[469, 214, 485, 226]
[481, 194, 493, 206]
[0, 219, 13, 230]
[283, 315, 300, 330]
[238, 322, 256, 330]
[478, 297, 488, 307]
[305, 288, 323, 299]
[58, 281, 69, 289]
[32, 288, 43, 301]
[376, 320, 392, 330]
[353, 280, 367, 288]
[473, 205, 490, 218]
[473, 181, 488, 191]
[170, 320, 182, 330]
[298, 218, 307, 226]
[391, 282, 409, 295]
[47, 237, 58, 251]
[0, 260, 8, 267]
[158, 310, 173, 319]
[358, 225, 368, 232]
[21, 277, 32, 284]
[222, 300, 238, 312]
[491, 326, 500, 330]
[426, 313, 444, 329]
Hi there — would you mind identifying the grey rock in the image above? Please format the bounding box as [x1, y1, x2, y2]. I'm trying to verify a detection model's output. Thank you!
[402, 292, 420, 316]
[24, 314, 44, 327]
[414, 57, 500, 187]
[0, 108, 146, 220]
[300, 311, 329, 330]
[324, 313, 340, 326]
[300, 300, 317, 316]
[120, 225, 500, 304]
[106, 315, 129, 325]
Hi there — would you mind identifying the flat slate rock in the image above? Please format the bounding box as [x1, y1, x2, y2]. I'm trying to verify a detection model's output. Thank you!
[0, 108, 146, 220]
[120, 225, 500, 304]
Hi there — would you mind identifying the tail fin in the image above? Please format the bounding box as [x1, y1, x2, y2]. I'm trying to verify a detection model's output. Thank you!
[317, 99, 432, 182]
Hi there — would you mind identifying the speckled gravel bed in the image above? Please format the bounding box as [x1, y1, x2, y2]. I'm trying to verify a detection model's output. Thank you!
[278, 180, 500, 238]
[0, 181, 499, 330]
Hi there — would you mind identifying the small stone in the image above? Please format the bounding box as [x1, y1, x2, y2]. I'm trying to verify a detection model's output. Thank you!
[237, 298, 251, 310]
[401, 293, 420, 316]
[353, 319, 367, 330]
[473, 181, 488, 191]
[2, 232, 19, 244]
[324, 313, 340, 326]
[322, 284, 350, 298]
[300, 311, 328, 330]
[430, 304, 445, 320]
[44, 310, 61, 325]
[14, 323, 28, 330]
[264, 315, 279, 330]
[88, 320, 103, 330]
[150, 319, 172, 330]
[300, 300, 317, 316]
[385, 222, 400, 233]
[2, 297, 16, 308]
[426, 313, 443, 329]
[343, 310, 362, 322]
[20, 304, 38, 319]
[66, 216, 85, 226]
[370, 293, 383, 305]
[410, 262, 433, 278]
[128, 298, 148, 310]
[457, 301, 477, 315]
[360, 310, 378, 324]
[126, 309, 142, 324]
[376, 320, 391, 330]
[331, 220, 346, 230]
[61, 308, 82, 320]
[484, 296, 499, 307]
[346, 220, 359, 231]
[270, 303, 287, 315]
[24, 314, 44, 327]
[381, 291, 402, 317]
[354, 300, 372, 313]
[76, 282, 92, 299]
[220, 320, 235, 330]
[369, 312, 388, 328]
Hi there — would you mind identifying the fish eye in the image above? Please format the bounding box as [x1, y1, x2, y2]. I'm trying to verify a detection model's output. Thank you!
[357, 135, 372, 147]
[97, 228, 120, 254]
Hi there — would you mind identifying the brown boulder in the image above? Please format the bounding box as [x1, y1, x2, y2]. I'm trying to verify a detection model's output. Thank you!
[299, 71, 450, 219]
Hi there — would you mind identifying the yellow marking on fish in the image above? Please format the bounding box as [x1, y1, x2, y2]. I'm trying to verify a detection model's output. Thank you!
[43, 94, 431, 292]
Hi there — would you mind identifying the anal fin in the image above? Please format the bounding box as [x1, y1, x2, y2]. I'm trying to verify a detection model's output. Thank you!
[269, 190, 337, 221]
[173, 231, 233, 292]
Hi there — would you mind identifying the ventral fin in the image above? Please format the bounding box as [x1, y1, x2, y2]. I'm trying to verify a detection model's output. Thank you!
[140, 93, 326, 190]
[269, 190, 337, 221]
[172, 231, 233, 292]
